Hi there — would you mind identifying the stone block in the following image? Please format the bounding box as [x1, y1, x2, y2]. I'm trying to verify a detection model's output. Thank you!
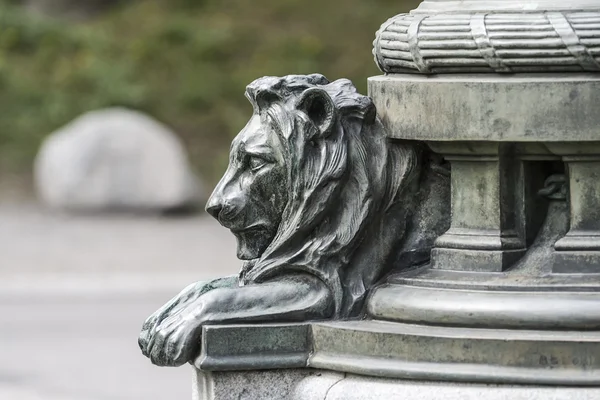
[321, 375, 600, 400]
[196, 324, 310, 371]
[193, 369, 314, 400]
[369, 74, 600, 142]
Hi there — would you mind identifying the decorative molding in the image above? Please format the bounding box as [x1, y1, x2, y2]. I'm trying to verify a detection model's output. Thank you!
[196, 324, 310, 371]
[310, 320, 600, 385]
[193, 321, 600, 386]
[368, 283, 600, 330]
[373, 11, 600, 74]
[368, 74, 600, 141]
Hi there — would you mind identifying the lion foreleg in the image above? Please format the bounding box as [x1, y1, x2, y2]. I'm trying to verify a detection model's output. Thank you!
[146, 274, 332, 366]
[138, 275, 238, 358]
[202, 274, 333, 324]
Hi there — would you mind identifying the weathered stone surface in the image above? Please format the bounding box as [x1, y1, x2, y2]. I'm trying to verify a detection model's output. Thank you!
[322, 375, 600, 400]
[194, 368, 600, 400]
[187, 321, 600, 386]
[290, 372, 345, 400]
[545, 143, 600, 273]
[196, 324, 310, 371]
[368, 72, 600, 331]
[427, 142, 525, 272]
[369, 74, 600, 142]
[193, 369, 313, 400]
[35, 108, 203, 212]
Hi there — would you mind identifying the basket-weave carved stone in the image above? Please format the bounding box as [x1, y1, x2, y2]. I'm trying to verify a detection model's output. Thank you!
[374, 11, 600, 74]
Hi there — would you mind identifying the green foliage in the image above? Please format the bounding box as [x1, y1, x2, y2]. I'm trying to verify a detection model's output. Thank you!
[0, 0, 419, 184]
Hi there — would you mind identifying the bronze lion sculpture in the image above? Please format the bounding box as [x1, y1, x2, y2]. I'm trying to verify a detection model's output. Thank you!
[138, 74, 450, 367]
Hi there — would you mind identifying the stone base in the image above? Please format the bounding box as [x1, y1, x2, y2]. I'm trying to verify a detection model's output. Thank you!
[194, 369, 600, 400]
[431, 247, 526, 272]
[553, 251, 600, 273]
[193, 369, 316, 400]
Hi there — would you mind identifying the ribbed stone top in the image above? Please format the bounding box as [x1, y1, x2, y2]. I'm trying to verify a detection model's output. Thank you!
[373, 0, 600, 74]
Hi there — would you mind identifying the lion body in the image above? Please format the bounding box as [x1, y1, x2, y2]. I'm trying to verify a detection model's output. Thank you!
[139, 74, 450, 366]
[237, 75, 450, 318]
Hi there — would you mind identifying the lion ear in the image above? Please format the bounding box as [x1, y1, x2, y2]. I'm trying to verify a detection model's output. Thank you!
[296, 88, 336, 136]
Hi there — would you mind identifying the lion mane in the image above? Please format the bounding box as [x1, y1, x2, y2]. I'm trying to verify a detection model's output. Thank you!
[239, 74, 448, 318]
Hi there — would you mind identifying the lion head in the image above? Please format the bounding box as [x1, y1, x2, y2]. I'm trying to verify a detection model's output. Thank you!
[206, 74, 428, 317]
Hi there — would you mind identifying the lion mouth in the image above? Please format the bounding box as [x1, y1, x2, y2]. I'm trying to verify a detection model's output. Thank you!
[230, 223, 267, 234]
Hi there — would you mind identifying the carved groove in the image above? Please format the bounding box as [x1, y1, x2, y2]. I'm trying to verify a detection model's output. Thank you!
[471, 13, 511, 72]
[408, 15, 430, 73]
[373, 11, 600, 74]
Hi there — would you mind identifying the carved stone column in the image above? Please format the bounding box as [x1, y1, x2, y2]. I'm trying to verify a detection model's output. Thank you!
[546, 142, 600, 273]
[427, 142, 525, 272]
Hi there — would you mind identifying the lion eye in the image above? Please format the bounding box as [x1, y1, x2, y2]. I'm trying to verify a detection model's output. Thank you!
[248, 156, 267, 171]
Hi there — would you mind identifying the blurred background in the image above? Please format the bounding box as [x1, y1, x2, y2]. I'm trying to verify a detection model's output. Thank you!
[0, 0, 418, 399]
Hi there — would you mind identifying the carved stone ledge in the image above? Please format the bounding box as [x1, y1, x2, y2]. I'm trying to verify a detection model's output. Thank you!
[195, 324, 310, 371]
[310, 321, 600, 385]
[368, 74, 600, 142]
[374, 10, 600, 74]
[193, 321, 600, 387]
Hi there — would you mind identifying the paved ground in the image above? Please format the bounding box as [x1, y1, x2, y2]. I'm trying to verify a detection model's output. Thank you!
[0, 202, 241, 399]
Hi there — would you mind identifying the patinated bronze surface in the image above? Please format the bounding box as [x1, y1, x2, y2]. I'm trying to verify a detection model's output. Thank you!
[138, 74, 450, 367]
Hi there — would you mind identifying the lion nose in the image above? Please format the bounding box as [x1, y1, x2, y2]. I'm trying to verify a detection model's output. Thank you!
[205, 198, 223, 220]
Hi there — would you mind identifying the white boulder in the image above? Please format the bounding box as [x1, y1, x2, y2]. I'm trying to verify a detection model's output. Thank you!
[35, 108, 203, 212]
